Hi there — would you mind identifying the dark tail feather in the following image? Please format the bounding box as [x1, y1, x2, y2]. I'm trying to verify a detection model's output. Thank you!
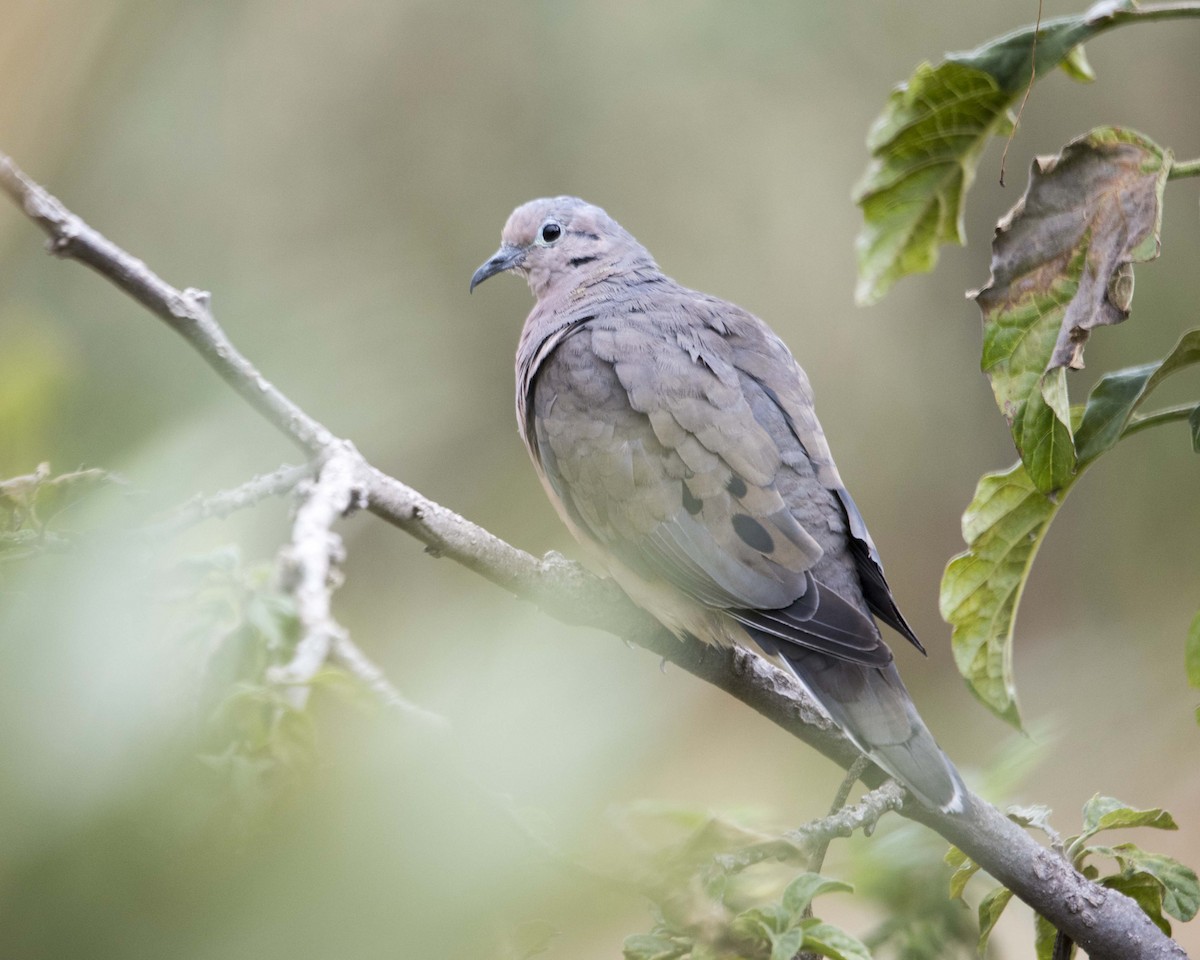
[752, 634, 965, 812]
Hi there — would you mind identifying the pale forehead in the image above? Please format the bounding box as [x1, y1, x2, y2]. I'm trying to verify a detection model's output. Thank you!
[501, 196, 614, 245]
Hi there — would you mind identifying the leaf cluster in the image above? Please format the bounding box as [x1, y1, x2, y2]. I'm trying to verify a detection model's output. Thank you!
[950, 796, 1199, 957]
[167, 546, 353, 829]
[857, 1, 1200, 731]
[614, 801, 984, 960]
[624, 871, 865, 960]
[0, 462, 125, 564]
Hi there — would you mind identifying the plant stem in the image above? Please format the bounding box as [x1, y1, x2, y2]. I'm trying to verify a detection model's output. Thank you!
[1113, 1, 1200, 25]
[1122, 403, 1197, 438]
[1169, 158, 1200, 180]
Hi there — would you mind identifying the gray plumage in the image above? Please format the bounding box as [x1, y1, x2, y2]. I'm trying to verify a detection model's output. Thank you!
[471, 197, 964, 813]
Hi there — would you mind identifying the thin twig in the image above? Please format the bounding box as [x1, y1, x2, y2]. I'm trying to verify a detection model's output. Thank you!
[807, 754, 873, 876]
[144, 462, 316, 538]
[0, 155, 335, 455]
[999, 0, 1042, 188]
[787, 778, 904, 856]
[331, 633, 451, 730]
[0, 151, 1186, 960]
[798, 762, 894, 960]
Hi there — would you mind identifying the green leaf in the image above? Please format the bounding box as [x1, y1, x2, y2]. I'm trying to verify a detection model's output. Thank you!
[1075, 329, 1200, 464]
[977, 886, 1014, 955]
[853, 0, 1136, 304]
[946, 1, 1133, 93]
[30, 467, 124, 524]
[1059, 44, 1096, 83]
[1087, 844, 1200, 922]
[976, 127, 1170, 492]
[1187, 609, 1200, 690]
[622, 933, 688, 960]
[503, 920, 559, 960]
[782, 872, 853, 919]
[798, 919, 873, 960]
[1034, 914, 1059, 960]
[1081, 795, 1178, 838]
[178, 543, 243, 576]
[852, 61, 1012, 306]
[245, 590, 299, 652]
[1189, 405, 1200, 453]
[770, 927, 805, 960]
[1102, 872, 1171, 936]
[945, 846, 981, 900]
[940, 461, 1066, 727]
[0, 463, 124, 531]
[947, 328, 1200, 724]
[1007, 804, 1058, 840]
[731, 905, 790, 942]
[1024, 367, 1075, 496]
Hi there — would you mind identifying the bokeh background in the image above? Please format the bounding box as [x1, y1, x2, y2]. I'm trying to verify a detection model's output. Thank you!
[2, 2, 1198, 957]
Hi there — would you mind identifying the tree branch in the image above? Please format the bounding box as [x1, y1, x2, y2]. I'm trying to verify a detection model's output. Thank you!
[268, 444, 364, 705]
[0, 152, 1185, 960]
[144, 461, 315, 538]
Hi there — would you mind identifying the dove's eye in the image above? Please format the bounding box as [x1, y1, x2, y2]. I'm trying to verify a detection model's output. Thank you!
[538, 221, 562, 245]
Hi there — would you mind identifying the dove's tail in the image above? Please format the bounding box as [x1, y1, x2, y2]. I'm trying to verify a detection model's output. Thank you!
[766, 641, 966, 814]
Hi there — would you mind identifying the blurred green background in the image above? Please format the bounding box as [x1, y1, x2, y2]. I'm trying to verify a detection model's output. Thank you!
[2, 1, 1198, 957]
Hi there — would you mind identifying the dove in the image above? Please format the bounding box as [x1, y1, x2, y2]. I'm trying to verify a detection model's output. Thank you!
[471, 197, 964, 813]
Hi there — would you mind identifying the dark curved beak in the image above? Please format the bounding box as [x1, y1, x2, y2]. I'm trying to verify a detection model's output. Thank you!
[469, 244, 525, 293]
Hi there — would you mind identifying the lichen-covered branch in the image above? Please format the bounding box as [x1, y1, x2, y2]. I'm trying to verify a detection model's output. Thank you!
[268, 444, 364, 705]
[0, 151, 1184, 960]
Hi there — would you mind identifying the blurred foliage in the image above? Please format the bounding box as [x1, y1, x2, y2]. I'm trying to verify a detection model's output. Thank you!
[0, 462, 124, 563]
[0, 318, 78, 476]
[609, 798, 983, 959]
[3, 1, 1200, 958]
[168, 546, 317, 833]
[848, 824, 976, 960]
[601, 801, 859, 960]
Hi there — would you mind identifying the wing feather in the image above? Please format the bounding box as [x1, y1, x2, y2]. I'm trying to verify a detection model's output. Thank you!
[523, 292, 915, 667]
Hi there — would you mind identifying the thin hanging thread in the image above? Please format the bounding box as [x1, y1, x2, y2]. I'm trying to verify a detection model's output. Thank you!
[999, 0, 1044, 187]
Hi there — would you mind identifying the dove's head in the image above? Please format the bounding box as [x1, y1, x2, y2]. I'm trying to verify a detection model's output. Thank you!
[470, 196, 651, 300]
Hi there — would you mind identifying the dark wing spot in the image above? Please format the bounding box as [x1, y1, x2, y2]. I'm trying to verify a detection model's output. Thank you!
[732, 513, 774, 553]
[726, 474, 748, 499]
[568, 255, 599, 268]
[681, 481, 702, 515]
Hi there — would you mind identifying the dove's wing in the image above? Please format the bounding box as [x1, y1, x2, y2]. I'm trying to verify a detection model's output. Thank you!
[520, 289, 906, 669]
